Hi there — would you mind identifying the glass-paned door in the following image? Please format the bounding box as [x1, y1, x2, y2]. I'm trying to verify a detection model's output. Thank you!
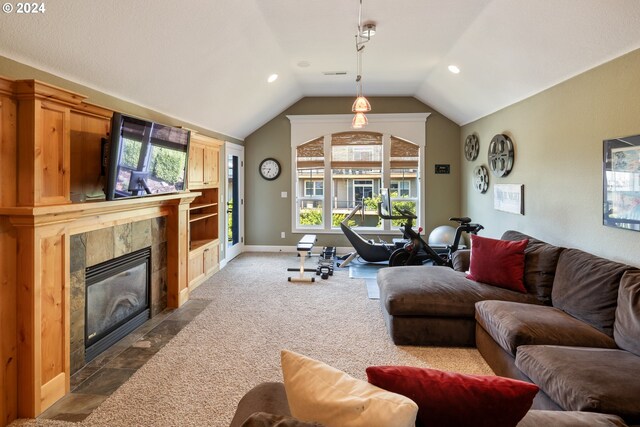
[226, 143, 244, 261]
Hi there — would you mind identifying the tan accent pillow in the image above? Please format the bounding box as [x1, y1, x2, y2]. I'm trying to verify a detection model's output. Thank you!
[280, 350, 417, 427]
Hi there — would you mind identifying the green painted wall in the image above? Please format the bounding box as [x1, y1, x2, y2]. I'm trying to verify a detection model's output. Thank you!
[0, 55, 241, 144]
[244, 97, 462, 248]
[461, 48, 640, 267]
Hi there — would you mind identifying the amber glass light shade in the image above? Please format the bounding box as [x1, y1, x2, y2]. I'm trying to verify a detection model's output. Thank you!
[352, 112, 368, 129]
[352, 96, 372, 112]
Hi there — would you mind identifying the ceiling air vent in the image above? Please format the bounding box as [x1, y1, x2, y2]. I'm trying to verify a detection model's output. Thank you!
[322, 71, 348, 76]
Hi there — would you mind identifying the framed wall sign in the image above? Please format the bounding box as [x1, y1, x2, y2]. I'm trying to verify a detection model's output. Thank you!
[494, 184, 524, 215]
[603, 134, 640, 232]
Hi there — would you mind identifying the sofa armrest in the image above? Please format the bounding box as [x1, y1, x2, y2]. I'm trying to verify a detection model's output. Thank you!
[451, 249, 471, 272]
[229, 382, 291, 427]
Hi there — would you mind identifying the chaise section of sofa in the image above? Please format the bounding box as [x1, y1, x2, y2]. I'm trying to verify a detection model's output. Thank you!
[376, 230, 562, 346]
[378, 266, 540, 346]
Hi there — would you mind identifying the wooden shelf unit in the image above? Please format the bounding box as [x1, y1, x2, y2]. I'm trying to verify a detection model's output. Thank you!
[188, 189, 219, 246]
[186, 134, 223, 291]
[0, 77, 212, 426]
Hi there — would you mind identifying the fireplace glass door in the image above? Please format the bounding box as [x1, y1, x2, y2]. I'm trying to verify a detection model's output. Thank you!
[85, 247, 151, 361]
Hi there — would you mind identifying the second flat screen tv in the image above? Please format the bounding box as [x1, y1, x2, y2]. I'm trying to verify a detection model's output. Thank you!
[106, 113, 190, 200]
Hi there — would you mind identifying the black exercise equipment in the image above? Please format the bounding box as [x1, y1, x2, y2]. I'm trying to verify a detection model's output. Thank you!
[377, 188, 484, 267]
[337, 204, 395, 268]
[316, 247, 336, 279]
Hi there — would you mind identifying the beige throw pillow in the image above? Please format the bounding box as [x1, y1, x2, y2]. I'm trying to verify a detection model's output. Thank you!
[280, 350, 418, 427]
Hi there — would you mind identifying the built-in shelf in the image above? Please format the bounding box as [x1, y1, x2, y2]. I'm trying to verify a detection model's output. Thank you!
[186, 134, 221, 294]
[189, 212, 218, 222]
[189, 202, 218, 211]
[190, 239, 216, 251]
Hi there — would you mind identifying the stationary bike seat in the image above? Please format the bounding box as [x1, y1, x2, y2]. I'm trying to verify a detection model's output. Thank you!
[449, 216, 471, 224]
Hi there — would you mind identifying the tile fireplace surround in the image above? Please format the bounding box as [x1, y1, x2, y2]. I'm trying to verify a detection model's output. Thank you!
[0, 191, 197, 423]
[69, 217, 168, 374]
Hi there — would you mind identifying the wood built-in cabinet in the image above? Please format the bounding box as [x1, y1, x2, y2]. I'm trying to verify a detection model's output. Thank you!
[188, 134, 220, 189]
[0, 77, 225, 427]
[187, 134, 222, 292]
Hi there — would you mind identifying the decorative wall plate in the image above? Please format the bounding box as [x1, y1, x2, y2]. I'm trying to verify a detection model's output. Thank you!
[464, 134, 480, 161]
[473, 165, 489, 194]
[488, 134, 514, 177]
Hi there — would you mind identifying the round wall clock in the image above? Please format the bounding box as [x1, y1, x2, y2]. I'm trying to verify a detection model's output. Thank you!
[259, 157, 281, 181]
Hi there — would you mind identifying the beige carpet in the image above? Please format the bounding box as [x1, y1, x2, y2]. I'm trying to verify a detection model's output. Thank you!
[14, 252, 492, 427]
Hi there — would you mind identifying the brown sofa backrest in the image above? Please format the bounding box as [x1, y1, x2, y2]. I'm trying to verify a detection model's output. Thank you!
[614, 270, 640, 356]
[552, 248, 634, 337]
[501, 230, 564, 305]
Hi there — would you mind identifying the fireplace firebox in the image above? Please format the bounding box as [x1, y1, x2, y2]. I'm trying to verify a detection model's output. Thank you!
[85, 247, 151, 362]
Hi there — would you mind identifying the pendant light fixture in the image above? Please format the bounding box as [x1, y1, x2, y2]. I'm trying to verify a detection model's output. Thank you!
[352, 0, 375, 128]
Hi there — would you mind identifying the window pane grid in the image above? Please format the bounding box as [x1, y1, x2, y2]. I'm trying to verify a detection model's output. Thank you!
[295, 132, 421, 231]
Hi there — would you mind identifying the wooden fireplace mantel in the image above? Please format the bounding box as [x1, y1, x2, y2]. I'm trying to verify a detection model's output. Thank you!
[0, 77, 202, 426]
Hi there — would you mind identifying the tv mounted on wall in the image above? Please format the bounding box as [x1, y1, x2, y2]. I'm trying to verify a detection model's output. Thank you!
[106, 113, 190, 200]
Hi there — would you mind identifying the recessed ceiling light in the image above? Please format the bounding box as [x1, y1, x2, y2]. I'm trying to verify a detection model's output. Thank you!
[297, 61, 311, 68]
[448, 65, 460, 74]
[267, 74, 279, 83]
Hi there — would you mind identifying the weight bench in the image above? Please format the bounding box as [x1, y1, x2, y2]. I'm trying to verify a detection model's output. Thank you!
[287, 234, 317, 283]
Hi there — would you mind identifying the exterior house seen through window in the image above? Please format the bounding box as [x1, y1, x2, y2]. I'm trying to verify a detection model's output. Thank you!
[295, 131, 421, 231]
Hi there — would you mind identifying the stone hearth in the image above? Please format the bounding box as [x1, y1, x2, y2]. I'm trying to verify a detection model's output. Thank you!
[69, 217, 168, 374]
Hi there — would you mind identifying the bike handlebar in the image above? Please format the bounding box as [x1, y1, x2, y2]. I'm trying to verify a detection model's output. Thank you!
[377, 202, 415, 221]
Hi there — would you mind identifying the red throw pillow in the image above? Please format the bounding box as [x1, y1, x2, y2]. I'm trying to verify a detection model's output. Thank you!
[466, 234, 528, 292]
[366, 366, 539, 427]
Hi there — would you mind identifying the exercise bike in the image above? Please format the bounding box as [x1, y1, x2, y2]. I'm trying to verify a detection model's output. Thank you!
[377, 189, 484, 267]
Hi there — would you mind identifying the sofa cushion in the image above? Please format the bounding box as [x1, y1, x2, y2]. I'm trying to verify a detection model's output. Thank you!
[451, 249, 470, 272]
[475, 300, 617, 356]
[467, 235, 529, 293]
[614, 270, 640, 356]
[501, 231, 564, 305]
[241, 412, 324, 427]
[378, 266, 539, 317]
[366, 365, 538, 427]
[551, 248, 632, 336]
[280, 350, 418, 427]
[515, 345, 640, 423]
[517, 410, 628, 427]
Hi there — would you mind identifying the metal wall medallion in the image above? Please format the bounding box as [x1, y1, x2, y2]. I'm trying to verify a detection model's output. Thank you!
[488, 134, 514, 177]
[464, 134, 480, 161]
[473, 165, 489, 193]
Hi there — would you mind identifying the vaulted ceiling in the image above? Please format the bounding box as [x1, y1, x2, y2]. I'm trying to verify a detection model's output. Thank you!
[1, 1, 640, 140]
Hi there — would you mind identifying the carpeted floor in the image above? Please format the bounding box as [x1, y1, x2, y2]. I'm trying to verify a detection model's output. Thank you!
[13, 252, 492, 427]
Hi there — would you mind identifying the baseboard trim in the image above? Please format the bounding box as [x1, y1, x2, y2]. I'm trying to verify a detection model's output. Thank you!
[244, 245, 353, 254]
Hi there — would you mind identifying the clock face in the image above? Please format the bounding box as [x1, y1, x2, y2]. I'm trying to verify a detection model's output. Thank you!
[259, 158, 281, 180]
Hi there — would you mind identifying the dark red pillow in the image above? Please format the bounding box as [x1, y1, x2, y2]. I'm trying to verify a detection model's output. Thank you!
[466, 234, 528, 292]
[366, 366, 538, 427]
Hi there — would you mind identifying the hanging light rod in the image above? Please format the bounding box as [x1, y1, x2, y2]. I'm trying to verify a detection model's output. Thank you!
[352, 0, 374, 126]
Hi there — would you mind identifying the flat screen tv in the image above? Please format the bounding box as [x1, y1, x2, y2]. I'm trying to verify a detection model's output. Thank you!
[106, 113, 190, 200]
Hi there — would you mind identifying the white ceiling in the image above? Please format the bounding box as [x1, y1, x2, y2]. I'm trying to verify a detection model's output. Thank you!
[1, 0, 640, 140]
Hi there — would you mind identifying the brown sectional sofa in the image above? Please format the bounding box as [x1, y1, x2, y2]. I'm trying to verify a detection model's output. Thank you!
[377, 230, 640, 425]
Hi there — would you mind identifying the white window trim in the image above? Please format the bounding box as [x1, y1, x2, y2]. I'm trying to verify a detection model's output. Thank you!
[288, 113, 429, 234]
